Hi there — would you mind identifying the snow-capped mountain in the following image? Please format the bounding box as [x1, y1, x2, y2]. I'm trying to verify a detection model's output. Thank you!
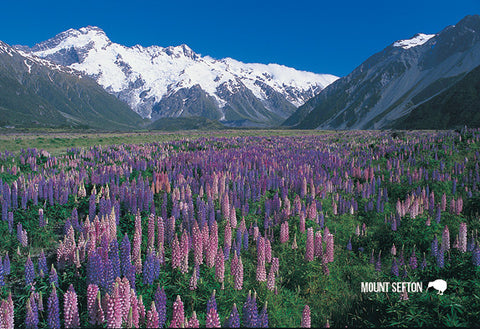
[284, 15, 480, 129]
[25, 26, 338, 126]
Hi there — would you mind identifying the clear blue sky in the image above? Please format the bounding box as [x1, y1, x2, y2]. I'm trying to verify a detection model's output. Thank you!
[1, 0, 479, 77]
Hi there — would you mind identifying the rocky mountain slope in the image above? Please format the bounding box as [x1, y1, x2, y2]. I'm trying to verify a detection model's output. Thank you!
[0, 40, 144, 130]
[284, 15, 480, 129]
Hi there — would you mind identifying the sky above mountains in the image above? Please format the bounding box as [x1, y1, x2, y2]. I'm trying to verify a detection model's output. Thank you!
[2, 0, 479, 77]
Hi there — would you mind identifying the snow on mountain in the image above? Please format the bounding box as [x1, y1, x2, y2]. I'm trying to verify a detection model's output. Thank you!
[27, 26, 338, 124]
[393, 33, 436, 49]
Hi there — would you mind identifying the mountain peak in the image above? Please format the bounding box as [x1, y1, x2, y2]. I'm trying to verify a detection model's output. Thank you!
[31, 26, 111, 55]
[393, 33, 436, 49]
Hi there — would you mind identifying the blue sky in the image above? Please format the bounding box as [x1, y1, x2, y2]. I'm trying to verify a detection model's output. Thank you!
[1, 0, 479, 76]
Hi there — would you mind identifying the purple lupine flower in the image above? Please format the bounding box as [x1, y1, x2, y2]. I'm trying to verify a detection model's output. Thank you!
[436, 248, 445, 268]
[206, 290, 217, 315]
[120, 233, 132, 277]
[170, 295, 184, 328]
[25, 255, 35, 286]
[3, 253, 10, 275]
[38, 250, 48, 278]
[259, 302, 268, 328]
[473, 244, 480, 266]
[391, 257, 399, 277]
[154, 285, 167, 328]
[409, 248, 418, 270]
[226, 303, 240, 328]
[420, 253, 427, 270]
[49, 264, 58, 288]
[346, 237, 352, 251]
[431, 235, 438, 257]
[47, 285, 60, 329]
[0, 257, 4, 287]
[109, 239, 121, 280]
[39, 209, 45, 228]
[242, 291, 252, 326]
[206, 307, 221, 328]
[25, 295, 39, 329]
[375, 251, 382, 272]
[146, 302, 159, 328]
[63, 284, 80, 328]
[325, 232, 334, 263]
[301, 305, 311, 328]
[143, 250, 157, 285]
[246, 292, 259, 328]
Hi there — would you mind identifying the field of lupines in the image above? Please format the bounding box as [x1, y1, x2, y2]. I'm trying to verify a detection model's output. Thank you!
[1, 128, 480, 328]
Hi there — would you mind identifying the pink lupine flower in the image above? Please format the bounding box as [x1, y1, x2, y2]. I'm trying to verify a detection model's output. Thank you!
[147, 214, 155, 250]
[267, 265, 275, 291]
[180, 230, 189, 274]
[205, 307, 221, 328]
[314, 230, 323, 259]
[442, 225, 450, 251]
[190, 266, 198, 290]
[325, 233, 334, 263]
[157, 216, 165, 253]
[459, 222, 467, 253]
[292, 233, 298, 249]
[301, 305, 311, 328]
[87, 284, 99, 324]
[106, 283, 122, 328]
[299, 213, 306, 233]
[63, 285, 80, 329]
[132, 210, 142, 274]
[280, 221, 289, 243]
[172, 234, 181, 269]
[129, 290, 139, 328]
[230, 205, 237, 228]
[170, 295, 185, 328]
[0, 293, 14, 329]
[305, 227, 314, 262]
[187, 311, 200, 328]
[146, 302, 159, 328]
[215, 248, 225, 283]
[138, 295, 146, 327]
[265, 238, 272, 263]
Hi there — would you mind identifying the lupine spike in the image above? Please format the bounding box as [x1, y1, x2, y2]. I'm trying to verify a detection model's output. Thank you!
[47, 285, 60, 329]
[63, 284, 80, 329]
[301, 304, 311, 328]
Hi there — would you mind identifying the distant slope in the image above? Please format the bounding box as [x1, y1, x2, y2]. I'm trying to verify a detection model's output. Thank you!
[283, 15, 480, 130]
[0, 41, 144, 130]
[149, 116, 226, 131]
[391, 64, 480, 129]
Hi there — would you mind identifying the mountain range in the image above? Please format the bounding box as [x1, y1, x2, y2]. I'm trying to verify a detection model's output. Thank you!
[21, 26, 337, 127]
[284, 15, 480, 129]
[1, 15, 480, 130]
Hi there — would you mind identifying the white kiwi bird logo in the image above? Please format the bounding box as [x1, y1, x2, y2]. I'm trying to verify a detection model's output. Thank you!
[426, 279, 447, 295]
